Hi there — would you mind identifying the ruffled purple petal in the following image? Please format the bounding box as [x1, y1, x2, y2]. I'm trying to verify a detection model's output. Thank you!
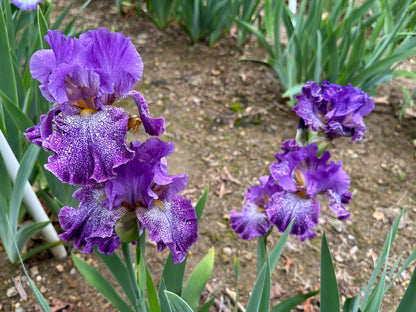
[325, 190, 351, 220]
[293, 81, 327, 132]
[48, 65, 100, 106]
[129, 91, 165, 136]
[230, 202, 272, 240]
[30, 50, 57, 86]
[78, 28, 143, 97]
[24, 105, 59, 149]
[136, 195, 198, 264]
[44, 107, 134, 185]
[44, 30, 85, 66]
[304, 158, 350, 197]
[293, 81, 374, 141]
[103, 138, 187, 210]
[245, 175, 282, 207]
[271, 140, 318, 193]
[267, 192, 319, 241]
[59, 185, 126, 254]
[11, 0, 42, 10]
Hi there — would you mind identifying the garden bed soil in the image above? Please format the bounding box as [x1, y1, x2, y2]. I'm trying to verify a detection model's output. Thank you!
[1, 1, 416, 311]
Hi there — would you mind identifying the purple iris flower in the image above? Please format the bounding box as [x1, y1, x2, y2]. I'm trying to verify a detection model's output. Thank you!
[293, 81, 374, 141]
[59, 138, 198, 264]
[11, 0, 42, 10]
[230, 176, 280, 240]
[230, 140, 351, 241]
[25, 28, 165, 185]
[268, 139, 351, 240]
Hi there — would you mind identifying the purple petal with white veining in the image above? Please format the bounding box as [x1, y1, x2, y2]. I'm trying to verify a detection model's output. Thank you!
[230, 201, 271, 240]
[267, 192, 319, 241]
[59, 185, 126, 254]
[44, 107, 134, 185]
[293, 81, 374, 141]
[136, 195, 198, 264]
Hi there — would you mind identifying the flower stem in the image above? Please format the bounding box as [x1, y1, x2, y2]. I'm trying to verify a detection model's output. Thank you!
[122, 242, 144, 312]
[257, 235, 268, 274]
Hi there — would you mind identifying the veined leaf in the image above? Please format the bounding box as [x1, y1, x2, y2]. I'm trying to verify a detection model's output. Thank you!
[9, 144, 40, 251]
[360, 209, 405, 308]
[96, 250, 139, 308]
[182, 247, 215, 310]
[320, 232, 340, 312]
[14, 220, 50, 263]
[195, 186, 208, 223]
[271, 290, 319, 312]
[72, 253, 135, 312]
[164, 291, 194, 312]
[0, 4, 18, 106]
[146, 265, 160, 312]
[396, 265, 416, 312]
[342, 295, 360, 312]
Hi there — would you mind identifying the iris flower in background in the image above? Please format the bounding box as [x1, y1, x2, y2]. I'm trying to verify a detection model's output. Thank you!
[230, 176, 280, 240]
[11, 0, 42, 10]
[25, 28, 165, 185]
[293, 81, 375, 141]
[230, 140, 351, 241]
[59, 138, 198, 264]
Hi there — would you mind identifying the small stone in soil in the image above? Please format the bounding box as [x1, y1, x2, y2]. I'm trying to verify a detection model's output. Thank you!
[6, 286, 18, 298]
[30, 266, 39, 276]
[335, 255, 344, 263]
[70, 268, 77, 275]
[222, 247, 233, 256]
[56, 264, 64, 273]
[329, 219, 344, 233]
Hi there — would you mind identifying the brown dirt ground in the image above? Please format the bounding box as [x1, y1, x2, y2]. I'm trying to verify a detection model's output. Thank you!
[1, 1, 416, 311]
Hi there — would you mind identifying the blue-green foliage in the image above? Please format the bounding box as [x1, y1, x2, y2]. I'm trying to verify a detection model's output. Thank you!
[0, 0, 89, 264]
[174, 0, 237, 45]
[142, 0, 176, 29]
[239, 0, 416, 105]
[126, 0, 261, 46]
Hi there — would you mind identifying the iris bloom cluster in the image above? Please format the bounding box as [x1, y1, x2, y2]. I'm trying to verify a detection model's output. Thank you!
[231, 81, 374, 241]
[26, 29, 197, 263]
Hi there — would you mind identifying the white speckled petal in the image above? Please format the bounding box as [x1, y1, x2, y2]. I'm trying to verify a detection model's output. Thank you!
[230, 201, 271, 240]
[59, 185, 126, 254]
[44, 107, 134, 185]
[136, 195, 198, 264]
[267, 192, 319, 241]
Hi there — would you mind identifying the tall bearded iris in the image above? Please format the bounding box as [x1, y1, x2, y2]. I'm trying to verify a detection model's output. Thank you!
[59, 138, 198, 264]
[25, 29, 165, 185]
[293, 81, 374, 141]
[230, 140, 351, 241]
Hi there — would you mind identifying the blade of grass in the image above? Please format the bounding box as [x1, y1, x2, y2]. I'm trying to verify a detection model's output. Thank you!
[320, 232, 340, 312]
[72, 253, 135, 312]
[396, 265, 416, 312]
[182, 247, 215, 310]
[0, 4, 18, 105]
[360, 209, 405, 308]
[96, 249, 139, 308]
[271, 290, 319, 312]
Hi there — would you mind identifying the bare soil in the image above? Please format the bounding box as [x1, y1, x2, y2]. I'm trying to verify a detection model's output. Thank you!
[1, 1, 416, 311]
